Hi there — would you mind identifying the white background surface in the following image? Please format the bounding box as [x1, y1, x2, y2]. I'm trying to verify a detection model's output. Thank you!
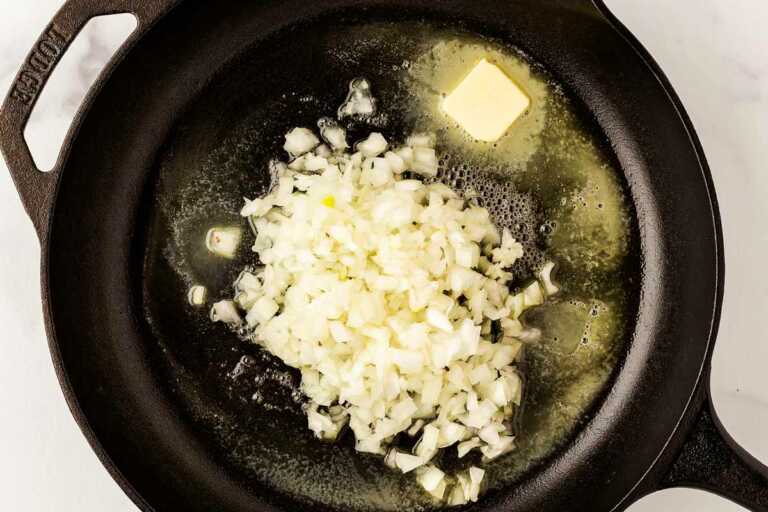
[0, 1, 765, 510]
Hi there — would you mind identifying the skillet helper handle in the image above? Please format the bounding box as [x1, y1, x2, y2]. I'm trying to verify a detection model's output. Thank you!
[0, 0, 177, 239]
[664, 392, 768, 511]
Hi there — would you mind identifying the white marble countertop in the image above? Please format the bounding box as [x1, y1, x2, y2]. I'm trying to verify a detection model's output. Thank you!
[0, 1, 765, 510]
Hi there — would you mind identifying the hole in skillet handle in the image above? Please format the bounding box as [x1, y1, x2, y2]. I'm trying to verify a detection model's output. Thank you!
[0, 0, 178, 239]
[24, 13, 137, 172]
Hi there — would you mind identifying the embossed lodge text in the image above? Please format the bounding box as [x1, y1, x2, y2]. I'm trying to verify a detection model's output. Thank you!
[11, 24, 69, 106]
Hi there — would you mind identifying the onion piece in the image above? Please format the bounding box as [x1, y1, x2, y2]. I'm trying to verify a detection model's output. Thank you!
[480, 435, 515, 461]
[468, 466, 485, 502]
[318, 117, 348, 151]
[384, 448, 399, 469]
[427, 479, 448, 501]
[538, 261, 559, 296]
[411, 147, 438, 176]
[457, 437, 481, 458]
[246, 296, 279, 326]
[284, 127, 320, 158]
[414, 424, 440, 459]
[407, 419, 426, 437]
[187, 285, 207, 306]
[396, 452, 427, 473]
[426, 308, 453, 332]
[416, 465, 446, 493]
[384, 151, 407, 174]
[523, 281, 544, 307]
[338, 78, 376, 119]
[206, 227, 242, 259]
[447, 483, 467, 506]
[357, 132, 388, 157]
[210, 300, 241, 325]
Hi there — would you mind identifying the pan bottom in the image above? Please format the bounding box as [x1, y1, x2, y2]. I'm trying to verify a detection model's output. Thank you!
[142, 14, 640, 511]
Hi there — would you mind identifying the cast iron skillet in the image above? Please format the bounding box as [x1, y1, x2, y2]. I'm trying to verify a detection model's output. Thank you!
[1, 0, 767, 511]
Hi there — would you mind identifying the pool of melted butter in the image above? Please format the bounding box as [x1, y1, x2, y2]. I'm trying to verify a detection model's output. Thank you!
[143, 17, 639, 511]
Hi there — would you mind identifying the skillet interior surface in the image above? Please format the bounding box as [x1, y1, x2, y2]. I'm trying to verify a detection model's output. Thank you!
[142, 11, 641, 512]
[43, 1, 721, 511]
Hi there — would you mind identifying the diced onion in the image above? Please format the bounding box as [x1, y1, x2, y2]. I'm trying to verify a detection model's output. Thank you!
[338, 78, 376, 118]
[384, 151, 407, 174]
[457, 437, 481, 458]
[417, 465, 446, 492]
[396, 452, 427, 473]
[428, 479, 448, 501]
[523, 281, 544, 307]
[538, 261, 559, 296]
[468, 466, 485, 502]
[212, 116, 558, 506]
[415, 424, 440, 459]
[411, 147, 439, 176]
[357, 132, 389, 157]
[284, 127, 320, 157]
[318, 117, 348, 151]
[205, 227, 241, 259]
[187, 285, 207, 306]
[210, 300, 241, 325]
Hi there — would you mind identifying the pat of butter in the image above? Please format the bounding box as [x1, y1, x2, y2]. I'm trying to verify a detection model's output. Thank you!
[442, 58, 530, 142]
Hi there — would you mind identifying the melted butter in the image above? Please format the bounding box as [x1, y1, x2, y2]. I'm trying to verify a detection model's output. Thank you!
[405, 38, 549, 170]
[146, 18, 639, 511]
[392, 31, 635, 493]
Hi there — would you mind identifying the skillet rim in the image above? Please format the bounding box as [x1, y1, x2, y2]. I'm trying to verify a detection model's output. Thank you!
[32, 0, 725, 510]
[591, 0, 725, 507]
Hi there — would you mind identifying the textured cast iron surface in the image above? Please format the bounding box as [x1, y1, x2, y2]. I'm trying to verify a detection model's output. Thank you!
[0, 0, 753, 511]
[665, 394, 768, 510]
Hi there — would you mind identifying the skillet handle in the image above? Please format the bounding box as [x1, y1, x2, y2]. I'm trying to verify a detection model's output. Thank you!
[661, 389, 768, 511]
[585, 0, 768, 504]
[0, 0, 178, 239]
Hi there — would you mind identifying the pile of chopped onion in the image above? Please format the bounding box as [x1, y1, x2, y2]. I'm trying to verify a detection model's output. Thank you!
[211, 123, 558, 505]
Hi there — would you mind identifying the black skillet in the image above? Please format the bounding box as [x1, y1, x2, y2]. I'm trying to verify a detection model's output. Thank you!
[1, 0, 767, 511]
